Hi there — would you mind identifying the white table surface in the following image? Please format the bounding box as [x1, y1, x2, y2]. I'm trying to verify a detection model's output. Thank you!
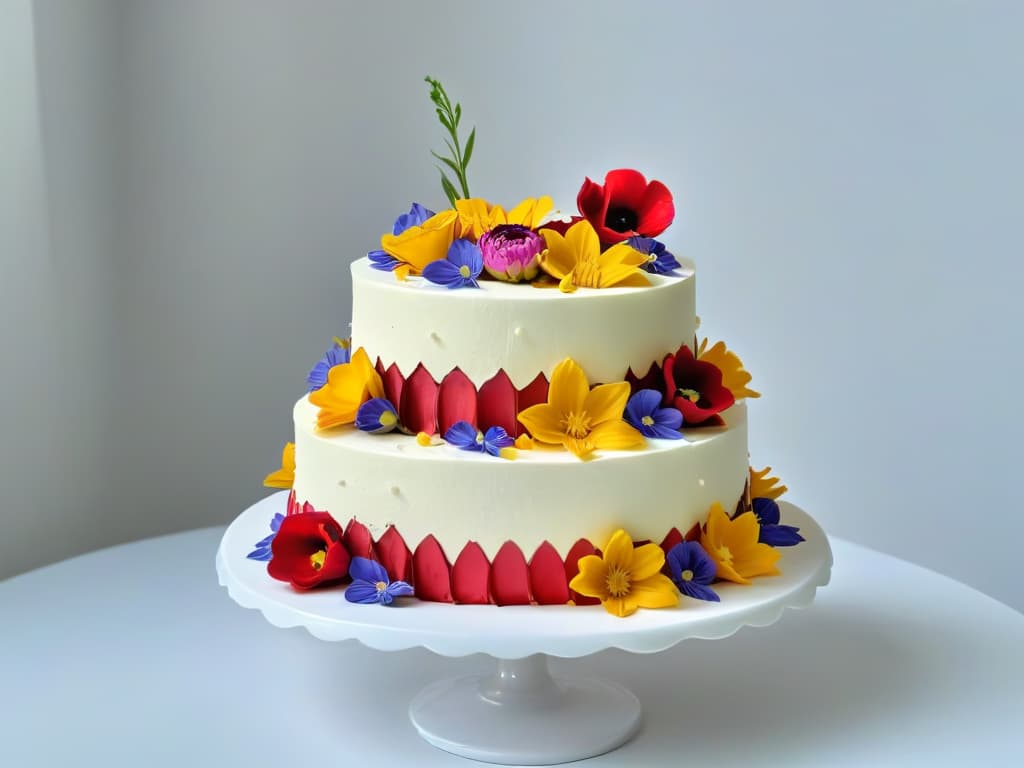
[1, 528, 1022, 767]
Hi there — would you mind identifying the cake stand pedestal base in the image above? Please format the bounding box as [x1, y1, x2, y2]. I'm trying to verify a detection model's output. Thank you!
[408, 653, 641, 766]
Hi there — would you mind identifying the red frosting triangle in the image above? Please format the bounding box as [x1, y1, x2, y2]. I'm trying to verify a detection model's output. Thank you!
[451, 542, 491, 604]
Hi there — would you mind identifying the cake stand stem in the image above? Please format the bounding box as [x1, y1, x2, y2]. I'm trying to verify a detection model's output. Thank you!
[408, 653, 642, 766]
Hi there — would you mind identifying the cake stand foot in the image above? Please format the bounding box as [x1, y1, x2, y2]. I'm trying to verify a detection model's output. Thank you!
[408, 653, 641, 766]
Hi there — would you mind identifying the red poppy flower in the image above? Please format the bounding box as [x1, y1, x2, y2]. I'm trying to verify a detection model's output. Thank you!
[268, 511, 350, 589]
[576, 169, 674, 245]
[662, 345, 735, 426]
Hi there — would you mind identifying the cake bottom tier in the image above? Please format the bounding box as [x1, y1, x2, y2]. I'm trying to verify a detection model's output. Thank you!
[291, 397, 749, 564]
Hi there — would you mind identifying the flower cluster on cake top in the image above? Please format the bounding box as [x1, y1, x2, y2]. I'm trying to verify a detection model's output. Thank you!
[366, 77, 681, 292]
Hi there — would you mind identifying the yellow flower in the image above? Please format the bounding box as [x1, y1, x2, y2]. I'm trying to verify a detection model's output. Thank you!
[263, 442, 295, 489]
[700, 503, 781, 585]
[513, 434, 534, 450]
[454, 196, 554, 241]
[517, 358, 643, 459]
[538, 220, 650, 293]
[570, 529, 679, 617]
[749, 466, 787, 500]
[379, 209, 460, 279]
[697, 339, 760, 399]
[308, 347, 384, 430]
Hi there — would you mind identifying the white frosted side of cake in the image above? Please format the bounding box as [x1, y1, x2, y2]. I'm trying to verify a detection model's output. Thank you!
[292, 396, 749, 559]
[350, 256, 697, 388]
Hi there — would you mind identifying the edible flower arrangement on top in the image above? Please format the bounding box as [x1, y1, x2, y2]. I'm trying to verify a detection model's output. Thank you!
[368, 77, 681, 292]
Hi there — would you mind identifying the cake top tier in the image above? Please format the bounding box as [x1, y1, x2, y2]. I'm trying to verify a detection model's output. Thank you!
[351, 254, 697, 388]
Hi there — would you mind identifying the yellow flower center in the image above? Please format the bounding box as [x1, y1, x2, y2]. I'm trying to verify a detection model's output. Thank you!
[375, 581, 387, 592]
[715, 544, 733, 565]
[681, 569, 694, 582]
[309, 550, 326, 570]
[475, 430, 485, 444]
[605, 566, 631, 597]
[571, 259, 601, 289]
[379, 410, 397, 428]
[678, 387, 700, 403]
[561, 410, 593, 439]
[459, 264, 472, 278]
[641, 415, 655, 426]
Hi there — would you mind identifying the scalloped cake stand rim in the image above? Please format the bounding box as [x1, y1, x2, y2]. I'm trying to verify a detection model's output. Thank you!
[216, 491, 833, 660]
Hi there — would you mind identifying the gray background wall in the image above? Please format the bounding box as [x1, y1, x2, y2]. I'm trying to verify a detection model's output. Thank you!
[3, 0, 1022, 612]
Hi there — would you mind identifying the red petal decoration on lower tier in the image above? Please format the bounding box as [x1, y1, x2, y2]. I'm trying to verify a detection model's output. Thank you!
[684, 522, 702, 542]
[451, 542, 491, 604]
[659, 528, 684, 554]
[477, 370, 517, 435]
[400, 364, 439, 435]
[378, 361, 406, 409]
[376, 526, 412, 583]
[437, 368, 478, 434]
[563, 538, 601, 606]
[515, 373, 549, 437]
[490, 542, 532, 605]
[343, 518, 377, 561]
[529, 542, 570, 605]
[413, 535, 453, 603]
[625, 360, 663, 394]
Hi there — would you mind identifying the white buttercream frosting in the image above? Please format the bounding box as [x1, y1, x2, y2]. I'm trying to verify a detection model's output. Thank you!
[292, 396, 749, 560]
[350, 256, 697, 388]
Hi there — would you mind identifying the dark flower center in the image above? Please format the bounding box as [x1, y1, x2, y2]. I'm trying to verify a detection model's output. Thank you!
[605, 207, 638, 233]
[490, 224, 531, 243]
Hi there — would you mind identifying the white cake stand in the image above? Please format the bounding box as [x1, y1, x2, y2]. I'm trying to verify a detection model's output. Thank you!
[217, 492, 832, 766]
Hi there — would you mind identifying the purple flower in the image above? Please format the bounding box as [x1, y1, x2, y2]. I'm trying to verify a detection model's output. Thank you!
[624, 389, 684, 439]
[306, 338, 352, 392]
[423, 239, 483, 289]
[345, 557, 414, 605]
[444, 420, 514, 457]
[752, 498, 805, 547]
[393, 202, 436, 235]
[368, 249, 401, 272]
[666, 542, 720, 602]
[479, 224, 543, 282]
[627, 236, 681, 275]
[355, 398, 400, 434]
[246, 513, 284, 561]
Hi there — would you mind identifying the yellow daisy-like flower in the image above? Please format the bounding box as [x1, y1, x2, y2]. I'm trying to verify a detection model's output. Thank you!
[308, 347, 384, 430]
[749, 466, 787, 500]
[517, 358, 643, 459]
[379, 209, 460, 279]
[538, 220, 650, 293]
[570, 529, 679, 617]
[700, 502, 781, 585]
[263, 442, 295, 489]
[454, 196, 554, 241]
[697, 338, 760, 399]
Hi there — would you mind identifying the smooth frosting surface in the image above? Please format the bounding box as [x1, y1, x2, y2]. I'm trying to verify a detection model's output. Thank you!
[350, 257, 697, 388]
[292, 396, 749, 559]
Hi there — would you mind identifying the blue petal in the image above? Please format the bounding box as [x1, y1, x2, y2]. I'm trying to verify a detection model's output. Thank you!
[345, 580, 382, 604]
[680, 582, 720, 602]
[387, 580, 414, 598]
[445, 421, 484, 451]
[753, 497, 781, 526]
[252, 533, 276, 549]
[246, 548, 273, 561]
[307, 344, 351, 392]
[393, 202, 436, 235]
[652, 407, 683, 430]
[447, 239, 483, 276]
[270, 513, 284, 532]
[667, 542, 717, 586]
[482, 426, 514, 456]
[759, 524, 805, 547]
[355, 398, 399, 434]
[626, 236, 656, 254]
[349, 556, 388, 583]
[422, 258, 465, 288]
[368, 249, 401, 272]
[378, 589, 394, 605]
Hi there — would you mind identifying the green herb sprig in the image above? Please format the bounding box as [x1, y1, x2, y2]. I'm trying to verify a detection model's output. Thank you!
[425, 76, 475, 206]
